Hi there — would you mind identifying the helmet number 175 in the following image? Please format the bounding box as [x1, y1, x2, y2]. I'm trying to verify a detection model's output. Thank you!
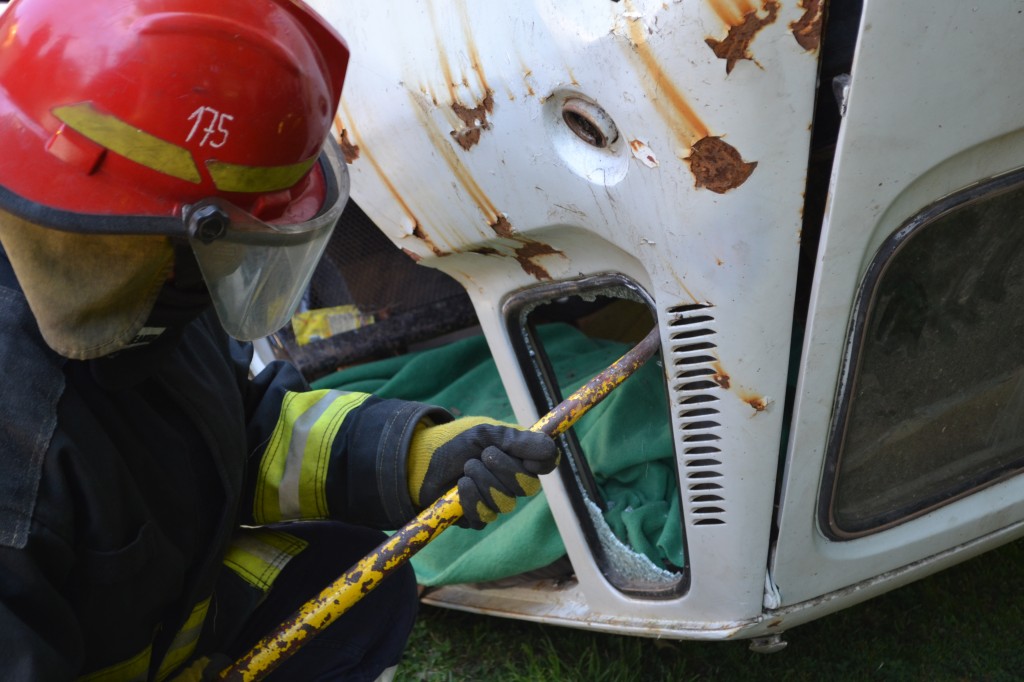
[187, 106, 234, 149]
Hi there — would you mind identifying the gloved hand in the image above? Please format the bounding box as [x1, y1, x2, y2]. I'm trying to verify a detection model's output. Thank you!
[407, 417, 559, 529]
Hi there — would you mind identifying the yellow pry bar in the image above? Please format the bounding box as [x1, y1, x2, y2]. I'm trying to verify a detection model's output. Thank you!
[218, 326, 663, 682]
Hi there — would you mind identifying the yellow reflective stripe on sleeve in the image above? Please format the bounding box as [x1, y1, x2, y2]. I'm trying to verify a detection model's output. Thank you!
[222, 528, 308, 593]
[254, 390, 370, 524]
[77, 645, 152, 682]
[53, 103, 201, 184]
[154, 597, 211, 681]
[206, 155, 318, 193]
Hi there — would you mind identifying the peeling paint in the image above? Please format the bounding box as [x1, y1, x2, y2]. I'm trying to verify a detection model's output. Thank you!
[743, 395, 769, 412]
[705, 1, 780, 74]
[412, 223, 448, 257]
[790, 0, 824, 52]
[407, 90, 500, 241]
[514, 240, 565, 281]
[630, 139, 660, 168]
[712, 362, 732, 390]
[451, 92, 494, 150]
[686, 136, 757, 193]
[468, 237, 567, 282]
[489, 214, 515, 238]
[338, 127, 360, 164]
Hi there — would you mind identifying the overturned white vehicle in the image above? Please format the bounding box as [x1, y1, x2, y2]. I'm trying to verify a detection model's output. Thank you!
[263, 0, 1024, 649]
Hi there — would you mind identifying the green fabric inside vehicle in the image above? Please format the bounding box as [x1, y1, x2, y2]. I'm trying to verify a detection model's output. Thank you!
[313, 323, 683, 586]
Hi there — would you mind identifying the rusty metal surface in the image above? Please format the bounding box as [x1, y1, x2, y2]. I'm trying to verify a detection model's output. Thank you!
[219, 327, 661, 681]
[704, 1, 780, 74]
[311, 0, 820, 633]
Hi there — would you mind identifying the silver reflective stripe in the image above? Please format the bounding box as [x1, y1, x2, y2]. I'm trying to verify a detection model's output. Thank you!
[278, 391, 338, 520]
[254, 389, 370, 523]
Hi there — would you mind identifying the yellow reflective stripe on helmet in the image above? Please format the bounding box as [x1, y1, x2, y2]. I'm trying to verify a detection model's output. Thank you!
[77, 644, 152, 682]
[53, 103, 201, 184]
[206, 154, 317, 193]
[254, 390, 370, 524]
[155, 597, 211, 681]
[222, 528, 309, 593]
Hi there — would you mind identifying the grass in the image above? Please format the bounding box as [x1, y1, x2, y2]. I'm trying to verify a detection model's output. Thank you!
[397, 538, 1024, 681]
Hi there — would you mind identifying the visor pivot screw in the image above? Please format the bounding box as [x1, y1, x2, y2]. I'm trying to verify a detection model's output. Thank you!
[192, 205, 229, 244]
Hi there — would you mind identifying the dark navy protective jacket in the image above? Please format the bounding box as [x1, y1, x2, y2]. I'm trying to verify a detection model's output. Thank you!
[0, 250, 444, 680]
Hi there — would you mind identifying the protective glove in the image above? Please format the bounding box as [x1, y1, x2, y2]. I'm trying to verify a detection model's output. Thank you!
[407, 417, 559, 529]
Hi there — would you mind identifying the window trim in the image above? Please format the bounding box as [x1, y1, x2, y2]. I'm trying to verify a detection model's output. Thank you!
[820, 168, 1024, 539]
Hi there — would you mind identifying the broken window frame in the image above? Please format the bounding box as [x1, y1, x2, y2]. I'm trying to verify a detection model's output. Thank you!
[503, 273, 688, 598]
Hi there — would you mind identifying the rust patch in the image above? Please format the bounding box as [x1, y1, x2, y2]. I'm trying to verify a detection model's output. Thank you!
[705, 1, 780, 74]
[412, 223, 448, 257]
[744, 395, 769, 412]
[408, 90, 503, 234]
[401, 248, 423, 263]
[469, 238, 566, 281]
[790, 0, 824, 52]
[514, 240, 564, 281]
[338, 128, 360, 164]
[489, 214, 514, 239]
[711, 361, 732, 390]
[451, 93, 494, 150]
[686, 136, 757, 193]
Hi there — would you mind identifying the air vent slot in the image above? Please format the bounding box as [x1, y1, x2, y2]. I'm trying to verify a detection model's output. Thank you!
[667, 303, 727, 527]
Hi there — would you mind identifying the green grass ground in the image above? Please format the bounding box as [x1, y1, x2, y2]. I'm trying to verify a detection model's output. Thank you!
[397, 538, 1024, 681]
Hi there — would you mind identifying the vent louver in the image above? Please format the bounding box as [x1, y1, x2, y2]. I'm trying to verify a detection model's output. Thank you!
[667, 304, 726, 526]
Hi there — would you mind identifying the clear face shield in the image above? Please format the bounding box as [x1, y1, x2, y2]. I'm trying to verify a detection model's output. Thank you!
[183, 140, 349, 341]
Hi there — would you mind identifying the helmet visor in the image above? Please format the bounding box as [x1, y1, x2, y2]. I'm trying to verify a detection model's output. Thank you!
[185, 140, 349, 341]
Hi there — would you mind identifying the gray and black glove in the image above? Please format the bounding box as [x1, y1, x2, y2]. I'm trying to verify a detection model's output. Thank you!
[407, 417, 559, 529]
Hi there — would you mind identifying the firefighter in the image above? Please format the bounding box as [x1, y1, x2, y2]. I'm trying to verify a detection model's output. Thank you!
[0, 0, 558, 679]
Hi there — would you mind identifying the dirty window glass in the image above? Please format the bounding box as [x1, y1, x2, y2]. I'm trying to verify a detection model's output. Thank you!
[829, 177, 1024, 536]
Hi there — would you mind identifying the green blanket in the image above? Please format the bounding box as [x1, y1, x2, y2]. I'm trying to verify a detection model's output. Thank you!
[313, 324, 684, 586]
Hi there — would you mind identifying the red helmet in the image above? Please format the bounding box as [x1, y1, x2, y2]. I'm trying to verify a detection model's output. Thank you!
[0, 0, 348, 218]
[0, 0, 350, 340]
